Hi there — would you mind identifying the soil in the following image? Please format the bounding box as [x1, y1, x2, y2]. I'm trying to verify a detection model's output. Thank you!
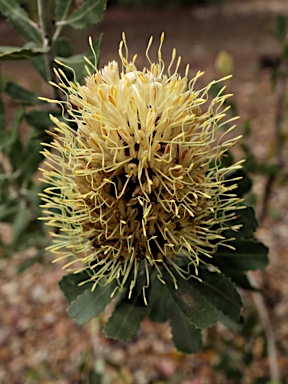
[1, 1, 288, 383]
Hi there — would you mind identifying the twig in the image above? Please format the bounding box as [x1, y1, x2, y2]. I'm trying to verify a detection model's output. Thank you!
[37, 0, 58, 99]
[259, 67, 286, 223]
[249, 273, 281, 382]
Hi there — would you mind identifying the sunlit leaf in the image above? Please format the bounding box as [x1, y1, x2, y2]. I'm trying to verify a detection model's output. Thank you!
[58, 0, 107, 29]
[0, 0, 42, 43]
[0, 45, 49, 61]
[68, 280, 117, 325]
[165, 273, 219, 329]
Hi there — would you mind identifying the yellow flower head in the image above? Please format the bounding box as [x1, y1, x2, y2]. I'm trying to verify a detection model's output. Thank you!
[40, 33, 242, 301]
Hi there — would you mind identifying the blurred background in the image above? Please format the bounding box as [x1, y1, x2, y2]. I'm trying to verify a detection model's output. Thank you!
[1, 0, 288, 383]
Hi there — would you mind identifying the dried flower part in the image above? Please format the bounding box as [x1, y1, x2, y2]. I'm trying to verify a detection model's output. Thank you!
[39, 33, 243, 301]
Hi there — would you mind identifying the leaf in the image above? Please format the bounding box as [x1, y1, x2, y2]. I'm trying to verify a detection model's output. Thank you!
[68, 280, 117, 325]
[56, 36, 102, 82]
[218, 268, 258, 291]
[13, 204, 30, 244]
[25, 110, 60, 129]
[31, 55, 48, 81]
[59, 271, 93, 303]
[59, 0, 107, 29]
[273, 14, 287, 46]
[55, 0, 73, 22]
[225, 169, 252, 198]
[5, 82, 44, 105]
[148, 276, 169, 323]
[165, 273, 219, 329]
[214, 240, 269, 271]
[1, 108, 24, 154]
[0, 94, 5, 130]
[54, 37, 73, 58]
[0, 45, 49, 61]
[223, 206, 258, 240]
[0, 0, 42, 43]
[169, 308, 202, 354]
[191, 269, 242, 321]
[104, 295, 147, 341]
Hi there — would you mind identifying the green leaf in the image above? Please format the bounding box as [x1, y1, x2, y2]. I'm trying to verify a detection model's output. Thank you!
[0, 0, 42, 43]
[55, 0, 73, 22]
[59, 0, 107, 29]
[68, 280, 117, 325]
[31, 55, 48, 81]
[219, 268, 258, 291]
[13, 204, 30, 244]
[274, 14, 287, 45]
[54, 37, 73, 58]
[5, 82, 44, 105]
[0, 94, 5, 129]
[0, 45, 49, 61]
[25, 110, 59, 129]
[104, 295, 147, 341]
[59, 271, 93, 303]
[148, 276, 169, 323]
[191, 269, 242, 321]
[214, 240, 269, 271]
[165, 273, 219, 329]
[224, 206, 258, 240]
[1, 108, 24, 154]
[56, 36, 102, 82]
[169, 308, 202, 354]
[225, 169, 252, 198]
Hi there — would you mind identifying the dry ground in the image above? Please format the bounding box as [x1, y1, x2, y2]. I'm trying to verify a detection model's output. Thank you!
[1, 1, 288, 383]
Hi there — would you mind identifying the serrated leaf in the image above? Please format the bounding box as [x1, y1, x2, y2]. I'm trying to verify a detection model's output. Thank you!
[59, 0, 107, 29]
[59, 271, 93, 303]
[0, 0, 42, 43]
[104, 294, 147, 341]
[55, 0, 73, 22]
[13, 204, 30, 244]
[191, 269, 242, 321]
[0, 45, 49, 61]
[68, 280, 117, 325]
[56, 36, 102, 82]
[214, 240, 269, 271]
[148, 276, 169, 323]
[5, 82, 44, 105]
[219, 268, 258, 290]
[169, 308, 202, 354]
[165, 273, 219, 329]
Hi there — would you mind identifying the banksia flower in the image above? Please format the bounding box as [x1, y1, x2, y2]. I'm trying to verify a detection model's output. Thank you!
[40, 33, 242, 301]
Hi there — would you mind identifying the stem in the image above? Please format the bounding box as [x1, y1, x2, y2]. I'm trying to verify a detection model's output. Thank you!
[37, 0, 57, 99]
[249, 273, 280, 382]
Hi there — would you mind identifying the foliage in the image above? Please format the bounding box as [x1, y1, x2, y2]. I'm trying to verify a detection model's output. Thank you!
[0, 0, 276, 375]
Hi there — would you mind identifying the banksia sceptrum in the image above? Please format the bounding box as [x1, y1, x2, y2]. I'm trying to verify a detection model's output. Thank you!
[39, 33, 243, 302]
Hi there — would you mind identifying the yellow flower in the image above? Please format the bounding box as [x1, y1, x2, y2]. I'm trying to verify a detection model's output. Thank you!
[39, 33, 243, 302]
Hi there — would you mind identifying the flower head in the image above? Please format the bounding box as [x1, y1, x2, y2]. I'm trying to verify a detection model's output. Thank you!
[40, 33, 242, 301]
